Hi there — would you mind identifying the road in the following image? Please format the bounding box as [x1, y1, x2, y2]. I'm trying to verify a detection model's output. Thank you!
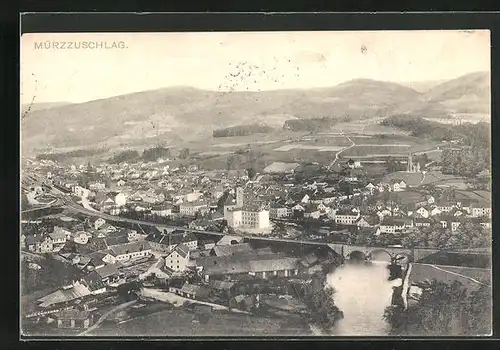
[78, 299, 138, 336]
[329, 131, 356, 168]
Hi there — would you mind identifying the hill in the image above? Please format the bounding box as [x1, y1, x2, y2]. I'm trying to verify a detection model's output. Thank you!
[394, 72, 490, 119]
[20, 81, 422, 155]
[21, 72, 491, 157]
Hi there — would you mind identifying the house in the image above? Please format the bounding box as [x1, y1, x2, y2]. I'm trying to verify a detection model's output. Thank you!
[389, 180, 407, 192]
[355, 215, 379, 228]
[199, 240, 216, 251]
[109, 241, 152, 262]
[87, 251, 116, 267]
[291, 203, 305, 217]
[211, 243, 254, 257]
[438, 217, 462, 232]
[89, 182, 106, 191]
[165, 243, 190, 272]
[52, 226, 73, 240]
[93, 264, 121, 284]
[303, 204, 321, 219]
[151, 205, 173, 217]
[379, 218, 407, 234]
[26, 234, 54, 253]
[209, 280, 236, 299]
[93, 218, 106, 230]
[48, 230, 67, 250]
[197, 254, 300, 281]
[54, 310, 94, 329]
[179, 201, 209, 217]
[74, 185, 91, 198]
[365, 183, 376, 194]
[358, 226, 382, 236]
[185, 191, 204, 203]
[426, 195, 435, 204]
[415, 207, 430, 219]
[94, 223, 117, 237]
[169, 283, 210, 300]
[72, 231, 90, 245]
[414, 217, 433, 228]
[37, 281, 92, 308]
[229, 294, 256, 311]
[435, 200, 454, 213]
[470, 201, 491, 218]
[269, 203, 290, 219]
[430, 207, 442, 217]
[114, 192, 128, 207]
[146, 231, 196, 254]
[226, 205, 270, 230]
[334, 209, 360, 225]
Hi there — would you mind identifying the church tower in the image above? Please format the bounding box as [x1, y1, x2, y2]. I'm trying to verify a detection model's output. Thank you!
[236, 186, 244, 208]
[407, 153, 413, 172]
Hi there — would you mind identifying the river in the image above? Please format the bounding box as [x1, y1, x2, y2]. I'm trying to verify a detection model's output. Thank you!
[327, 261, 399, 336]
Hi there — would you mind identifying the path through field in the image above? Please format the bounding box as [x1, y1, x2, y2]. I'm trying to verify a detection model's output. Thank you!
[329, 130, 356, 168]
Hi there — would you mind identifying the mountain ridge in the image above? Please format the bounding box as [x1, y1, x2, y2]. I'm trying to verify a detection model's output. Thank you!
[21, 71, 490, 156]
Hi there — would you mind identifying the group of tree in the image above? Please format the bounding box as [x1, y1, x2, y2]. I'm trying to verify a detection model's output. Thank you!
[384, 279, 491, 336]
[36, 148, 99, 162]
[22, 218, 55, 236]
[441, 147, 490, 177]
[381, 115, 456, 141]
[299, 270, 344, 333]
[382, 116, 489, 147]
[225, 148, 265, 172]
[212, 124, 274, 138]
[283, 116, 353, 132]
[142, 145, 171, 162]
[108, 150, 140, 164]
[21, 255, 84, 295]
[401, 222, 491, 250]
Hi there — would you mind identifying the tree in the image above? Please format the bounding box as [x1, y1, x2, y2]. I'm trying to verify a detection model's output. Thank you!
[271, 222, 287, 238]
[303, 285, 344, 332]
[246, 167, 256, 180]
[384, 279, 491, 336]
[179, 148, 190, 159]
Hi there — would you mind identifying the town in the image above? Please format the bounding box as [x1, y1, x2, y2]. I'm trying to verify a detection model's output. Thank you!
[21, 142, 492, 336]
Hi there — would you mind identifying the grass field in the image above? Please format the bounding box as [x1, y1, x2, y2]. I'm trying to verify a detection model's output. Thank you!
[342, 145, 411, 157]
[274, 144, 345, 152]
[90, 309, 311, 337]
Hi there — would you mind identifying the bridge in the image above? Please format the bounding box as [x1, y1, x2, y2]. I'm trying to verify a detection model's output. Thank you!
[326, 243, 419, 262]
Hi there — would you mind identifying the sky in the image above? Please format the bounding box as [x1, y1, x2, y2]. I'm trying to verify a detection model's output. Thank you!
[20, 30, 490, 104]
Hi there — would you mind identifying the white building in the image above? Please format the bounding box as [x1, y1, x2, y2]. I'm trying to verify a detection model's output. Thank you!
[226, 205, 270, 230]
[114, 192, 127, 207]
[109, 241, 152, 262]
[471, 205, 491, 218]
[73, 186, 91, 198]
[334, 211, 360, 225]
[185, 191, 203, 203]
[94, 218, 106, 230]
[165, 243, 190, 272]
[179, 202, 208, 216]
[415, 207, 430, 219]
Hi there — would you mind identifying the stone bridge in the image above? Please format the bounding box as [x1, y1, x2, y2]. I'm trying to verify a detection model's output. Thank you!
[326, 243, 440, 263]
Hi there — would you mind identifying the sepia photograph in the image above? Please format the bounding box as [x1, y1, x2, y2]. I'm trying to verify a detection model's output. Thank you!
[20, 29, 492, 338]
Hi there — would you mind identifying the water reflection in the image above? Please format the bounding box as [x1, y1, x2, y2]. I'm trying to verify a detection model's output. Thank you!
[327, 261, 400, 336]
